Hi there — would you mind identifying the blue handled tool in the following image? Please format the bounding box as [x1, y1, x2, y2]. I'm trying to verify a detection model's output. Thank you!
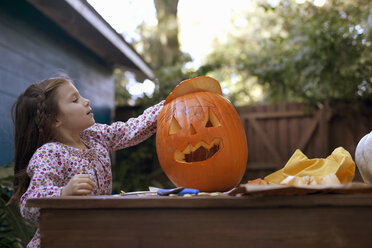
[157, 187, 199, 196]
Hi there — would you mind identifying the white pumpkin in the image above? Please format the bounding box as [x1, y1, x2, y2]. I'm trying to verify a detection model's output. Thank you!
[355, 131, 372, 184]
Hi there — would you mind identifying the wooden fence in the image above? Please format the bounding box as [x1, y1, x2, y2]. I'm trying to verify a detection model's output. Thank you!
[115, 101, 372, 182]
[236, 101, 372, 181]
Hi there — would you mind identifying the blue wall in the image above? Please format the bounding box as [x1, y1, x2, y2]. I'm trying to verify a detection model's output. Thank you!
[0, 0, 115, 165]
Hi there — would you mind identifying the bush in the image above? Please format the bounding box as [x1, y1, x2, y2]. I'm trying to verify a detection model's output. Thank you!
[0, 165, 35, 248]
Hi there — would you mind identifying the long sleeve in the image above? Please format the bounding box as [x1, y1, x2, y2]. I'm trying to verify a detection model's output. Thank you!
[19, 145, 64, 224]
[84, 100, 164, 153]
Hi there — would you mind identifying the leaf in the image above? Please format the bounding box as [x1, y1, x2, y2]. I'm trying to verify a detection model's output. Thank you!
[0, 165, 36, 247]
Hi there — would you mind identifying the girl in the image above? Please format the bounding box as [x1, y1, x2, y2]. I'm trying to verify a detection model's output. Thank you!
[8, 77, 164, 247]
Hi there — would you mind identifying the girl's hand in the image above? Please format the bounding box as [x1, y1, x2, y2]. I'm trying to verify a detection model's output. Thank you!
[61, 174, 95, 196]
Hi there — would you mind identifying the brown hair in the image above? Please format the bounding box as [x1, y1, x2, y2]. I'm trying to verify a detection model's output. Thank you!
[8, 77, 70, 205]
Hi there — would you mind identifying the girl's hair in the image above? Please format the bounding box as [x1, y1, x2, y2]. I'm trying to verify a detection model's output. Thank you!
[8, 77, 70, 205]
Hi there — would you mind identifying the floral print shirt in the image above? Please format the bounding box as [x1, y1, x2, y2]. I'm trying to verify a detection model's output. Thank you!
[19, 101, 164, 248]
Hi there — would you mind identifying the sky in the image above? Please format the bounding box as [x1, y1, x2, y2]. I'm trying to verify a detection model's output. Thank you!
[87, 0, 254, 97]
[87, 0, 326, 98]
[88, 0, 253, 64]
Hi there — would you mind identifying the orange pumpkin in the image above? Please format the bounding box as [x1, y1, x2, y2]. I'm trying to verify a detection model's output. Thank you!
[156, 76, 248, 192]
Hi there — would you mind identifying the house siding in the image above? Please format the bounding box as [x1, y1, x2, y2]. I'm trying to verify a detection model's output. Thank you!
[0, 0, 114, 164]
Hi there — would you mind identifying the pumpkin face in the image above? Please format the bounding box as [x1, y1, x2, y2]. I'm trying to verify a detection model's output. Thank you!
[156, 77, 248, 192]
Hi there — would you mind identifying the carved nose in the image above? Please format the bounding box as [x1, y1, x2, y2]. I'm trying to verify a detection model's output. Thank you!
[189, 124, 197, 135]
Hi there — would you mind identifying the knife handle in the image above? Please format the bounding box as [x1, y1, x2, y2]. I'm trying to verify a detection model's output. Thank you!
[157, 188, 199, 196]
[178, 188, 199, 195]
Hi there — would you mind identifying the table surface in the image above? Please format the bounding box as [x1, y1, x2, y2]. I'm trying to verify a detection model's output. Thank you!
[27, 194, 372, 248]
[27, 193, 372, 209]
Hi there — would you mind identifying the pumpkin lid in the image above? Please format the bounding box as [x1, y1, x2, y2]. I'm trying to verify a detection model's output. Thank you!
[164, 76, 223, 105]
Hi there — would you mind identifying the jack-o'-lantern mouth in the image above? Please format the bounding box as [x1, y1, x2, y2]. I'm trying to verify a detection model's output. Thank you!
[174, 138, 222, 163]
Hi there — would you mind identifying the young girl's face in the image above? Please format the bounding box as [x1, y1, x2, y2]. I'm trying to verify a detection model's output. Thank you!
[55, 82, 95, 133]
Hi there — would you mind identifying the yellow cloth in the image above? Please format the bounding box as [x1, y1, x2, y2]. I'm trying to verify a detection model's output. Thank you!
[264, 147, 355, 184]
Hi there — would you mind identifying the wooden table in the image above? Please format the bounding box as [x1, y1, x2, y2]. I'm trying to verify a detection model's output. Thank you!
[27, 194, 372, 248]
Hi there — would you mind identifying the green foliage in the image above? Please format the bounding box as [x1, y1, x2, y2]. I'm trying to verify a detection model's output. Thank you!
[114, 70, 132, 106]
[112, 0, 201, 192]
[0, 165, 35, 248]
[206, 0, 372, 106]
[112, 59, 213, 192]
[112, 0, 372, 191]
[112, 136, 175, 193]
[112, 61, 215, 191]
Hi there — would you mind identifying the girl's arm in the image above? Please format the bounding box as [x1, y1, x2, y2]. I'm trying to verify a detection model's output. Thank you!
[85, 100, 164, 152]
[19, 145, 64, 224]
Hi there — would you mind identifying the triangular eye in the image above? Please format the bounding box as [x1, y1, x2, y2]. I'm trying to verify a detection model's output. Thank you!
[205, 120, 213, 127]
[204, 109, 221, 128]
[169, 116, 181, 135]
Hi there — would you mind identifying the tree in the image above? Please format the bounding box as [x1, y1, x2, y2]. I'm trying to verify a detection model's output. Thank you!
[112, 0, 207, 192]
[152, 0, 181, 67]
[206, 0, 372, 106]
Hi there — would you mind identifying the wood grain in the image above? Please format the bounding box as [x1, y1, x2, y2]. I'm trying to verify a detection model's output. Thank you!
[235, 102, 372, 181]
[27, 194, 372, 209]
[29, 195, 372, 247]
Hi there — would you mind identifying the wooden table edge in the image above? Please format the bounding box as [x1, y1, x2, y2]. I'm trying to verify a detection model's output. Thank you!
[26, 194, 372, 209]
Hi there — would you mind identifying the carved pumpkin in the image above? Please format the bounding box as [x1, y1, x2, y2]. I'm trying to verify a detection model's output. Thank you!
[156, 76, 248, 192]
